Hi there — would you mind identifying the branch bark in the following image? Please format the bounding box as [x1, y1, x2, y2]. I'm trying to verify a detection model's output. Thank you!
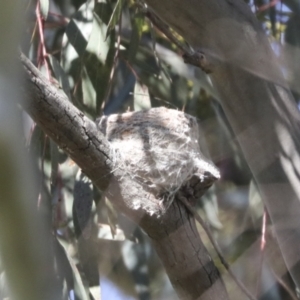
[143, 0, 300, 288]
[21, 54, 229, 300]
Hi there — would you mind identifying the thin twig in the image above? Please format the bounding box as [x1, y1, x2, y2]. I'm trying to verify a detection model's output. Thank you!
[122, 57, 140, 81]
[101, 13, 122, 112]
[177, 194, 257, 300]
[257, 0, 279, 12]
[270, 267, 299, 300]
[144, 9, 212, 72]
[35, 0, 50, 78]
[48, 11, 69, 24]
[256, 209, 267, 296]
[145, 9, 191, 55]
[259, 210, 298, 300]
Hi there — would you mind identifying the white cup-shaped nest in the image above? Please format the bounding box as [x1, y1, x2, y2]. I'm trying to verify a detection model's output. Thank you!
[98, 107, 220, 201]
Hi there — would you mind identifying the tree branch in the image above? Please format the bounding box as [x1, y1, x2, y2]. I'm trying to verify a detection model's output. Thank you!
[21, 53, 229, 300]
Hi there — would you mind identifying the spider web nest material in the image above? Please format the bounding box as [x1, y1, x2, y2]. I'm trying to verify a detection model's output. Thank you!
[98, 107, 220, 211]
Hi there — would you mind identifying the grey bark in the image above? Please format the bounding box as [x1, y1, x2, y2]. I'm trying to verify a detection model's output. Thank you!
[143, 0, 300, 289]
[21, 54, 229, 300]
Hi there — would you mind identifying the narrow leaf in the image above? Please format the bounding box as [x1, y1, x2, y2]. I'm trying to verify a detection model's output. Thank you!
[50, 140, 59, 197]
[39, 0, 49, 20]
[48, 55, 71, 100]
[0, 271, 8, 299]
[133, 81, 151, 111]
[57, 238, 90, 300]
[149, 20, 172, 82]
[87, 12, 110, 63]
[65, 19, 88, 57]
[64, 1, 95, 57]
[127, 12, 144, 64]
[106, 0, 124, 40]
[81, 66, 96, 111]
[98, 223, 126, 241]
[105, 197, 118, 238]
[73, 169, 93, 239]
[84, 4, 116, 113]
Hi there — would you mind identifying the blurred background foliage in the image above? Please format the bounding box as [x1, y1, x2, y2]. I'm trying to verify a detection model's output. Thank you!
[4, 0, 300, 299]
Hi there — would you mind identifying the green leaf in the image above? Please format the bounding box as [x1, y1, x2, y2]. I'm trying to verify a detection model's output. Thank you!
[98, 223, 126, 241]
[48, 55, 71, 99]
[171, 76, 188, 106]
[50, 140, 59, 196]
[0, 270, 8, 299]
[127, 12, 144, 64]
[87, 12, 110, 63]
[105, 197, 118, 238]
[65, 19, 88, 57]
[64, 1, 95, 57]
[73, 170, 93, 238]
[202, 189, 223, 230]
[39, 0, 49, 20]
[29, 125, 43, 159]
[61, 280, 69, 300]
[149, 20, 172, 83]
[84, 2, 116, 114]
[57, 238, 90, 300]
[81, 66, 96, 112]
[133, 81, 151, 111]
[106, 0, 124, 40]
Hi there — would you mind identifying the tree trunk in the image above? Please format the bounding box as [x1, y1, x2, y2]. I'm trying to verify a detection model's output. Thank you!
[143, 0, 300, 288]
[146, 201, 228, 300]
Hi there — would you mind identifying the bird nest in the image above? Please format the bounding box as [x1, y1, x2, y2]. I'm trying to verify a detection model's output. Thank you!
[98, 107, 220, 210]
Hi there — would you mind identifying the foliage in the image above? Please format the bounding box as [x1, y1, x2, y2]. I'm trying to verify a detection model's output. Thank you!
[3, 0, 299, 299]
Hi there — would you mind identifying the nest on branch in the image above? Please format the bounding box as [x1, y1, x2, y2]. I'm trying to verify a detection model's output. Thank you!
[97, 107, 220, 212]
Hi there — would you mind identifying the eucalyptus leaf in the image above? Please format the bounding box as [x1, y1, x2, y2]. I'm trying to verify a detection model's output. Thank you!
[39, 0, 49, 20]
[48, 55, 71, 100]
[98, 223, 126, 241]
[64, 1, 95, 57]
[0, 271, 9, 299]
[65, 19, 88, 57]
[62, 280, 69, 300]
[106, 0, 124, 40]
[57, 238, 90, 300]
[87, 12, 110, 63]
[133, 81, 151, 111]
[202, 189, 223, 230]
[171, 76, 188, 107]
[73, 169, 93, 239]
[127, 12, 144, 64]
[105, 197, 118, 238]
[248, 179, 264, 221]
[149, 19, 172, 83]
[83, 2, 116, 114]
[29, 124, 43, 159]
[50, 140, 59, 197]
[81, 66, 96, 111]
